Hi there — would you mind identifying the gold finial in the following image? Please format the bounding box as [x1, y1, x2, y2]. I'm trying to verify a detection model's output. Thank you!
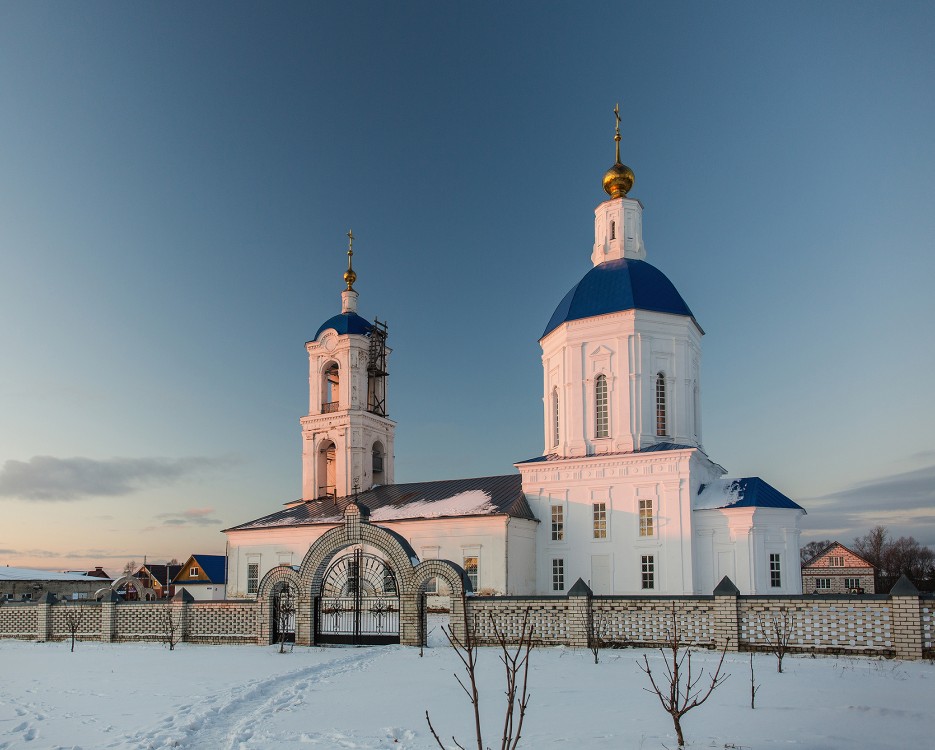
[344, 229, 357, 291]
[602, 102, 635, 199]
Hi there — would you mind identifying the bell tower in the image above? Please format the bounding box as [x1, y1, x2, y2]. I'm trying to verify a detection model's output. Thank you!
[300, 231, 395, 500]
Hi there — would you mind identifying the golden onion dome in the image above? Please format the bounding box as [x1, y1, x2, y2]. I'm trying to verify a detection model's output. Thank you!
[602, 161, 635, 199]
[603, 102, 635, 199]
[344, 267, 357, 290]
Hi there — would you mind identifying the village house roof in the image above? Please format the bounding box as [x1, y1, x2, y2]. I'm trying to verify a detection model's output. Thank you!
[171, 555, 227, 584]
[0, 567, 106, 582]
[225, 474, 535, 532]
[802, 541, 875, 569]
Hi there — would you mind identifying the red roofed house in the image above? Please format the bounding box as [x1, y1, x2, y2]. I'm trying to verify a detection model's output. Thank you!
[801, 542, 876, 594]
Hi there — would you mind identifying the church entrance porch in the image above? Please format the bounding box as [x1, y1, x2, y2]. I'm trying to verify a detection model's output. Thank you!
[314, 548, 400, 645]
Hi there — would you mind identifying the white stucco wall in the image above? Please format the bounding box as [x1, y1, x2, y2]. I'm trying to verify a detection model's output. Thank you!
[692, 507, 804, 595]
[518, 447, 723, 595]
[225, 514, 537, 598]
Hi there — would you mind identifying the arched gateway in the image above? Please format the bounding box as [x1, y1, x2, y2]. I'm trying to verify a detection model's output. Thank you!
[256, 502, 469, 646]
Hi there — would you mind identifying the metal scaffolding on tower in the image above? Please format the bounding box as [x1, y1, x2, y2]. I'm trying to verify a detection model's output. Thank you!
[367, 317, 388, 417]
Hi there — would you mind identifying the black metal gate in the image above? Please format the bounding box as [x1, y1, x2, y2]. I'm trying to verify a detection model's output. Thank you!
[315, 549, 400, 645]
[273, 586, 296, 644]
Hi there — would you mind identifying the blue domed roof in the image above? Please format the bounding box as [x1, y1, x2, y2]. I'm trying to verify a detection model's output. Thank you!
[314, 312, 372, 340]
[542, 258, 698, 339]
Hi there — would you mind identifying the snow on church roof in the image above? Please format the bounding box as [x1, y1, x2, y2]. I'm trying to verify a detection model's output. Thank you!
[224, 475, 534, 532]
[694, 477, 805, 512]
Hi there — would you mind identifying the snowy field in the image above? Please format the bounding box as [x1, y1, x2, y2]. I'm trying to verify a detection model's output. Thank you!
[1, 636, 932, 749]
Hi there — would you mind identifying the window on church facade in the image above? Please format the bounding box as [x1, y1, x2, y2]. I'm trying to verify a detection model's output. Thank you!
[552, 388, 560, 447]
[610, 220, 616, 240]
[463, 556, 479, 592]
[639, 498, 653, 536]
[655, 373, 667, 437]
[641, 555, 655, 589]
[595, 374, 608, 438]
[552, 558, 565, 591]
[593, 502, 607, 539]
[770, 553, 782, 588]
[247, 563, 259, 595]
[551, 504, 564, 541]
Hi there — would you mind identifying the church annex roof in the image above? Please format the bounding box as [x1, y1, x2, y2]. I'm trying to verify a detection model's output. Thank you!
[224, 474, 535, 532]
[694, 477, 805, 512]
[515, 442, 697, 464]
[542, 258, 699, 339]
[314, 312, 373, 340]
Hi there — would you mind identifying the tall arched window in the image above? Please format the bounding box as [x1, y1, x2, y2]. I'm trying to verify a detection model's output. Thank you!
[322, 362, 340, 413]
[655, 373, 667, 437]
[372, 441, 385, 486]
[552, 388, 560, 447]
[610, 220, 616, 240]
[595, 374, 608, 438]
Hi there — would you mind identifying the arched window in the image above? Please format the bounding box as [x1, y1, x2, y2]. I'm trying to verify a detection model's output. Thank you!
[595, 374, 608, 438]
[322, 362, 340, 413]
[552, 388, 560, 447]
[655, 373, 667, 437]
[610, 220, 616, 240]
[372, 441, 385, 486]
[317, 440, 336, 499]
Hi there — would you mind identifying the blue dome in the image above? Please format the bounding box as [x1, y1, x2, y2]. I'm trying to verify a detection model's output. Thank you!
[542, 258, 697, 338]
[314, 312, 372, 340]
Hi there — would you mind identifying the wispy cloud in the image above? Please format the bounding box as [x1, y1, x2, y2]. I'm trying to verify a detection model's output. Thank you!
[802, 463, 935, 546]
[0, 455, 234, 501]
[154, 507, 222, 527]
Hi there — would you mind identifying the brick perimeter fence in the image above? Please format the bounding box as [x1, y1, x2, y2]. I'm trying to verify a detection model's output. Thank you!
[2, 580, 932, 660]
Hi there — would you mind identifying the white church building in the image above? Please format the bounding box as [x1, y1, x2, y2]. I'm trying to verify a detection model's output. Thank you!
[224, 120, 804, 599]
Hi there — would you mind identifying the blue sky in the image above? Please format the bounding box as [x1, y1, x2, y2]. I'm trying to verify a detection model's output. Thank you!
[1, 2, 934, 571]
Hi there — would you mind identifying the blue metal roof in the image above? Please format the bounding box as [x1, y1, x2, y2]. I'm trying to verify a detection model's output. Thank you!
[314, 312, 373, 340]
[696, 477, 805, 511]
[542, 258, 697, 339]
[191, 555, 227, 584]
[515, 442, 696, 464]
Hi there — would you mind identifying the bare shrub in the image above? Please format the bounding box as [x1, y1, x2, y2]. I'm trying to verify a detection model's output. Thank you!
[63, 603, 84, 653]
[426, 593, 534, 750]
[163, 607, 183, 651]
[758, 608, 795, 673]
[638, 607, 730, 748]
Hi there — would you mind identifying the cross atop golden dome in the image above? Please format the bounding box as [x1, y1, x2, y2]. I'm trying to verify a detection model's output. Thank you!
[344, 229, 357, 291]
[602, 103, 635, 199]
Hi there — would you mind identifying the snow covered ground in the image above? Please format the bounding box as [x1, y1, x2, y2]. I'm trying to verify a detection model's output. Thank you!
[0, 635, 932, 749]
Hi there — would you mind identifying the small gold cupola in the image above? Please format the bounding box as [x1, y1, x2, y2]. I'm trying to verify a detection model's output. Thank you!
[344, 229, 357, 291]
[341, 229, 360, 314]
[602, 103, 635, 199]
